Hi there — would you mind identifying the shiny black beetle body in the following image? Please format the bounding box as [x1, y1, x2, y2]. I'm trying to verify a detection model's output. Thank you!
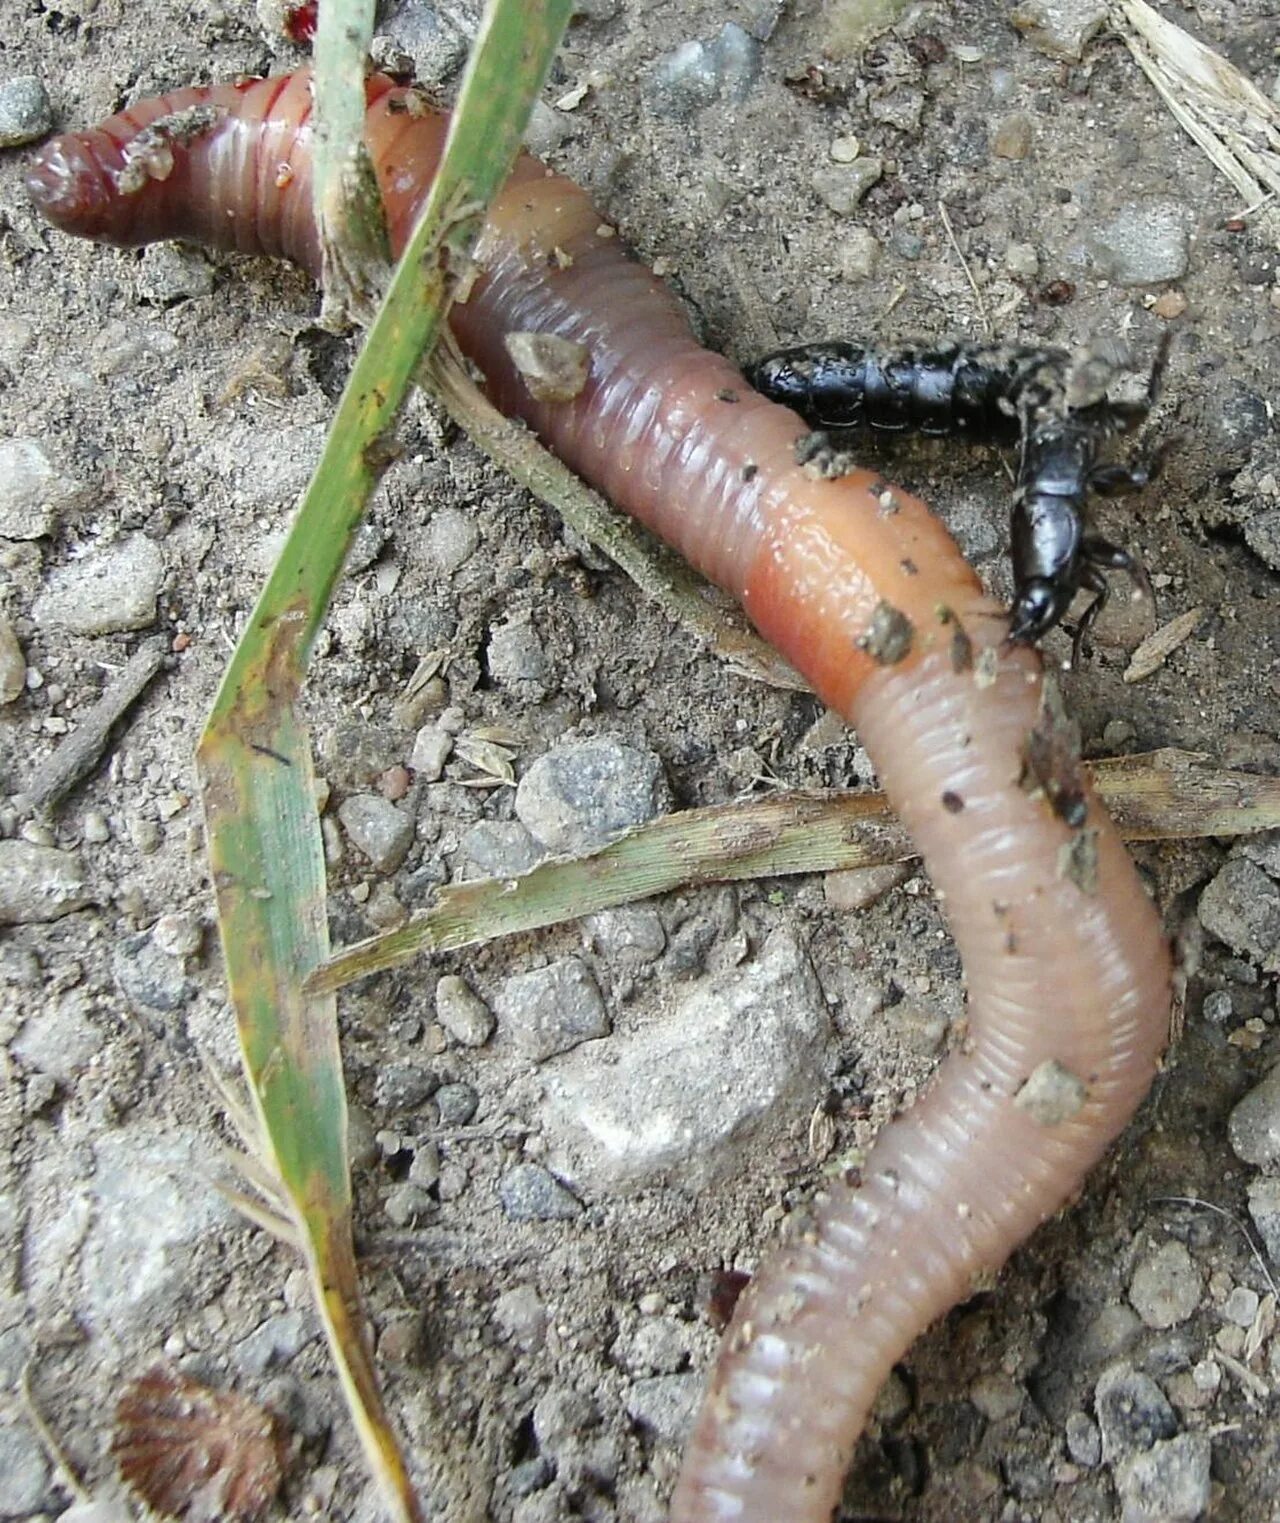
[748, 337, 1167, 652]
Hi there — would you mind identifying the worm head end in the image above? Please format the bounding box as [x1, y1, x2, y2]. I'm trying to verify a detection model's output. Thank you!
[27, 134, 128, 243]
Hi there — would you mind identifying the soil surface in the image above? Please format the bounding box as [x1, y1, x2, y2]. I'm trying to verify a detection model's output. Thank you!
[2, 2, 1279, 1521]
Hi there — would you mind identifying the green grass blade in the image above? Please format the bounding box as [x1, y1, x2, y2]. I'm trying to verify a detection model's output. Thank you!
[197, 1, 574, 1516]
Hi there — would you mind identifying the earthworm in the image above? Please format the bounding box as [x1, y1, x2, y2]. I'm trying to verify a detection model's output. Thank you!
[750, 337, 1165, 648]
[28, 70, 1172, 1520]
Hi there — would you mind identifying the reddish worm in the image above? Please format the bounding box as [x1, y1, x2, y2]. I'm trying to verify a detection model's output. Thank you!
[28, 70, 1172, 1520]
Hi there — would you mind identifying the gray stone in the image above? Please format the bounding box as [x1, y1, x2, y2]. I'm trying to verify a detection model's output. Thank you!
[81, 1129, 231, 1338]
[499, 1162, 583, 1222]
[533, 1387, 598, 1452]
[1087, 202, 1190, 285]
[1240, 830, 1280, 879]
[235, 1309, 311, 1374]
[0, 75, 52, 146]
[1129, 1241, 1202, 1329]
[338, 792, 415, 872]
[540, 930, 831, 1192]
[1011, 0, 1108, 60]
[1221, 1285, 1259, 1327]
[1114, 1432, 1211, 1523]
[494, 1284, 548, 1349]
[524, 101, 572, 158]
[459, 820, 544, 878]
[1066, 1410, 1103, 1468]
[137, 243, 215, 302]
[113, 931, 195, 1014]
[1229, 1065, 1280, 1167]
[811, 158, 883, 214]
[435, 975, 496, 1047]
[647, 23, 761, 117]
[421, 505, 479, 573]
[616, 1318, 696, 1376]
[837, 226, 881, 281]
[151, 911, 203, 958]
[1094, 1364, 1177, 1462]
[435, 1081, 478, 1125]
[384, 1182, 436, 1226]
[1245, 507, 1280, 572]
[0, 438, 87, 538]
[516, 737, 670, 854]
[0, 1419, 51, 1517]
[12, 1005, 103, 1090]
[1246, 1176, 1280, 1264]
[487, 611, 550, 687]
[0, 841, 91, 924]
[32, 534, 164, 634]
[495, 956, 609, 1061]
[1200, 858, 1280, 972]
[584, 905, 666, 966]
[623, 1373, 701, 1442]
[373, 1062, 439, 1111]
[0, 614, 25, 704]
[53, 1504, 134, 1523]
[409, 724, 453, 782]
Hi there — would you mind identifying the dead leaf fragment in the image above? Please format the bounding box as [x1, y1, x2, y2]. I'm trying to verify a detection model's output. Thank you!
[113, 1366, 285, 1523]
[1123, 606, 1203, 683]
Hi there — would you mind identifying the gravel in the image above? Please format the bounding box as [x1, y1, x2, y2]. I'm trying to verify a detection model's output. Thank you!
[538, 929, 831, 1192]
[499, 1163, 584, 1222]
[0, 438, 87, 539]
[1198, 857, 1280, 972]
[493, 956, 610, 1061]
[1094, 1364, 1177, 1462]
[1114, 1432, 1212, 1523]
[0, 74, 53, 146]
[515, 736, 671, 854]
[31, 534, 165, 635]
[0, 840, 91, 924]
[338, 793, 416, 872]
[1128, 1241, 1203, 1330]
[1229, 1065, 1280, 1167]
[435, 974, 496, 1047]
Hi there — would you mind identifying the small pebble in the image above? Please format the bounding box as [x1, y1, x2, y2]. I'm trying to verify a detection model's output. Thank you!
[1011, 0, 1108, 60]
[1221, 1285, 1259, 1327]
[1200, 857, 1280, 973]
[0, 438, 87, 539]
[811, 158, 883, 215]
[1129, 1241, 1202, 1329]
[0, 614, 25, 704]
[647, 22, 761, 117]
[992, 112, 1033, 159]
[0, 74, 53, 146]
[1202, 989, 1233, 1024]
[584, 905, 666, 966]
[1066, 1411, 1102, 1468]
[1246, 1176, 1280, 1263]
[824, 861, 909, 911]
[136, 243, 215, 302]
[113, 931, 194, 1013]
[494, 1284, 548, 1349]
[0, 1419, 52, 1515]
[499, 1162, 583, 1222]
[384, 1182, 435, 1226]
[408, 1140, 441, 1189]
[235, 1309, 310, 1374]
[435, 1081, 479, 1125]
[1094, 1364, 1177, 1461]
[1114, 1432, 1211, 1523]
[0, 840, 91, 924]
[1229, 1064, 1280, 1167]
[623, 1373, 701, 1443]
[837, 226, 881, 281]
[459, 820, 544, 878]
[151, 911, 202, 958]
[494, 956, 610, 1061]
[436, 974, 496, 1047]
[410, 725, 453, 781]
[515, 736, 670, 853]
[374, 1062, 439, 1111]
[32, 534, 164, 635]
[1088, 201, 1190, 285]
[81, 809, 111, 844]
[338, 793, 415, 872]
[487, 610, 550, 688]
[1005, 241, 1040, 278]
[969, 1370, 1023, 1421]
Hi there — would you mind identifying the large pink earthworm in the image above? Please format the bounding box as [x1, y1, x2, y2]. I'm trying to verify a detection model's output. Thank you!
[28, 70, 1172, 1521]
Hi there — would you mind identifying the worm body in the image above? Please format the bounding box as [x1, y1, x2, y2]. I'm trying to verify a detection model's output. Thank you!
[28, 73, 1172, 1521]
[751, 338, 1165, 648]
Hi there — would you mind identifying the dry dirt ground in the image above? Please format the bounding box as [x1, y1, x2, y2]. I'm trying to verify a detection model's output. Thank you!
[2, 1, 1280, 1520]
